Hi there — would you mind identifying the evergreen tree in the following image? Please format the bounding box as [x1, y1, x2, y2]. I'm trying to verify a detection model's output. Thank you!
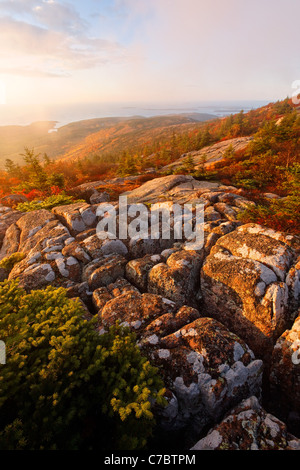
[199, 153, 208, 174]
[118, 151, 138, 176]
[182, 154, 195, 173]
[223, 143, 236, 161]
[43, 153, 53, 167]
[21, 148, 48, 191]
[5, 159, 21, 178]
[200, 127, 212, 147]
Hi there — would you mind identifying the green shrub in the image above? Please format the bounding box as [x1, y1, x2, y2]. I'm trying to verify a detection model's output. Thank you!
[234, 178, 259, 190]
[0, 419, 27, 450]
[0, 253, 26, 272]
[16, 194, 85, 212]
[237, 195, 300, 235]
[0, 280, 165, 450]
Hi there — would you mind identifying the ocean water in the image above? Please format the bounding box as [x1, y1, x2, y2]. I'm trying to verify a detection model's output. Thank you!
[0, 100, 270, 128]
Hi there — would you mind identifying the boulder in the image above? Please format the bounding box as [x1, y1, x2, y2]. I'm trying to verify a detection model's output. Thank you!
[92, 277, 140, 311]
[0, 208, 23, 253]
[201, 224, 297, 359]
[123, 174, 219, 205]
[201, 191, 223, 204]
[19, 218, 70, 254]
[82, 254, 127, 290]
[204, 206, 222, 222]
[55, 256, 81, 282]
[211, 220, 237, 236]
[128, 236, 163, 259]
[81, 234, 128, 259]
[75, 228, 96, 242]
[125, 254, 163, 291]
[270, 310, 300, 432]
[191, 396, 300, 450]
[150, 318, 263, 436]
[213, 202, 241, 222]
[11, 263, 56, 291]
[148, 250, 203, 308]
[99, 291, 178, 335]
[62, 241, 91, 264]
[0, 223, 21, 260]
[142, 306, 201, 341]
[65, 281, 93, 310]
[286, 255, 300, 313]
[17, 209, 56, 247]
[124, 175, 195, 204]
[0, 194, 28, 208]
[52, 202, 96, 235]
[80, 234, 104, 259]
[3, 209, 70, 256]
[67, 180, 106, 202]
[89, 191, 110, 205]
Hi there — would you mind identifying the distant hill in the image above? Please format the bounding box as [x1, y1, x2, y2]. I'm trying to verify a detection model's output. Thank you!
[0, 113, 216, 168]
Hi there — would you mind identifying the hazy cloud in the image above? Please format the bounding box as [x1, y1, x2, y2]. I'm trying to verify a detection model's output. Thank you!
[0, 0, 299, 103]
[121, 0, 300, 100]
[0, 66, 70, 78]
[0, 1, 127, 77]
[0, 0, 37, 15]
[32, 0, 88, 33]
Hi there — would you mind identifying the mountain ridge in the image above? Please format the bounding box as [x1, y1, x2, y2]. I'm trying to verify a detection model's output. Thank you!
[0, 112, 216, 168]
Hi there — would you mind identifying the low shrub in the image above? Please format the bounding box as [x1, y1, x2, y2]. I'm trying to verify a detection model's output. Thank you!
[0, 253, 26, 272]
[0, 280, 165, 450]
[237, 195, 300, 235]
[16, 194, 85, 212]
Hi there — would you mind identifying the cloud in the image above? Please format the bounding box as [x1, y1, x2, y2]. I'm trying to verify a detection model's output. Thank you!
[0, 66, 70, 78]
[1, 0, 299, 102]
[32, 0, 88, 33]
[121, 0, 300, 100]
[0, 0, 37, 15]
[0, 13, 125, 77]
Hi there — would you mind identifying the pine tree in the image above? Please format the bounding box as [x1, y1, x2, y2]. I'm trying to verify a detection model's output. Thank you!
[118, 151, 138, 176]
[21, 148, 48, 190]
[5, 159, 21, 178]
[199, 153, 208, 174]
[182, 154, 195, 173]
[200, 127, 212, 147]
[223, 144, 235, 161]
[43, 153, 53, 167]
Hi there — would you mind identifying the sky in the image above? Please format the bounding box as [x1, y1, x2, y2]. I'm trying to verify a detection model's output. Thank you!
[0, 0, 299, 108]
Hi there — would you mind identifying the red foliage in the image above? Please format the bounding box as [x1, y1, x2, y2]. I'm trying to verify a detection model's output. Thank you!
[23, 189, 45, 201]
[50, 186, 63, 195]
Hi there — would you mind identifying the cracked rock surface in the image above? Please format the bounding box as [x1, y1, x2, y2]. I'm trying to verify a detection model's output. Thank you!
[0, 174, 299, 450]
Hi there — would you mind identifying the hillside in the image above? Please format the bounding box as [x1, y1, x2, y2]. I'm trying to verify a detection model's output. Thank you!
[0, 173, 299, 450]
[0, 97, 299, 451]
[1, 98, 299, 234]
[0, 113, 216, 168]
[162, 135, 254, 172]
[57, 113, 216, 164]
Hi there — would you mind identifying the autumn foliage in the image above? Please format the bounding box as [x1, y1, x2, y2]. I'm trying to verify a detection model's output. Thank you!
[0, 98, 299, 233]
